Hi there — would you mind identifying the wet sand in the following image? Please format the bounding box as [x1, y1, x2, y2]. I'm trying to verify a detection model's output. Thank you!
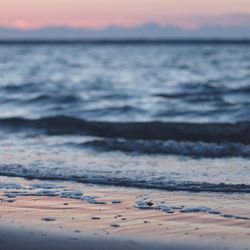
[0, 180, 250, 250]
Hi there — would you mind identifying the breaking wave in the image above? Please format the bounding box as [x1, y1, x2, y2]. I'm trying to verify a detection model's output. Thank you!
[0, 164, 249, 194]
[1, 115, 250, 144]
[80, 139, 250, 158]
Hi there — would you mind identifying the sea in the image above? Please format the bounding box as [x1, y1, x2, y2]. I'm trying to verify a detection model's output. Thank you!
[0, 42, 250, 195]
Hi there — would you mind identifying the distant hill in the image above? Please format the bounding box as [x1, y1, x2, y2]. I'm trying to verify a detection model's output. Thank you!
[0, 24, 250, 40]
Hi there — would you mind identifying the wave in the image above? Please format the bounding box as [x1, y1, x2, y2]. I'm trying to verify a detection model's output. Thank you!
[80, 139, 250, 158]
[153, 86, 250, 100]
[0, 164, 249, 194]
[1, 115, 250, 144]
[26, 94, 81, 104]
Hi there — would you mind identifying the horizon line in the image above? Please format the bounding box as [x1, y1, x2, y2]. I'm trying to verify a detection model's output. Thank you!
[0, 39, 250, 45]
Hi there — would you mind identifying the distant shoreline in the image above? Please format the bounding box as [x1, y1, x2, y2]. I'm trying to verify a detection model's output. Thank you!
[0, 39, 250, 45]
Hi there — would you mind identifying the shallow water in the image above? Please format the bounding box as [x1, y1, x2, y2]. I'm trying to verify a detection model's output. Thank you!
[0, 43, 250, 193]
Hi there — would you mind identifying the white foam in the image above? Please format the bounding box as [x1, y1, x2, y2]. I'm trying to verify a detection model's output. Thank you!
[1, 181, 106, 205]
[134, 199, 155, 210]
[180, 206, 220, 214]
[155, 204, 174, 213]
[0, 183, 22, 190]
[134, 198, 250, 221]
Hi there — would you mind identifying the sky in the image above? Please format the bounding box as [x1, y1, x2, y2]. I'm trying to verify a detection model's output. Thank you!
[1, 0, 250, 29]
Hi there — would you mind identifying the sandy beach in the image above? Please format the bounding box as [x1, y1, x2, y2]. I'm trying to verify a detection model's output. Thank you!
[0, 177, 249, 250]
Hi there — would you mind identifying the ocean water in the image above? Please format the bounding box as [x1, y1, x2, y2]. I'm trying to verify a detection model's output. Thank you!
[0, 43, 250, 194]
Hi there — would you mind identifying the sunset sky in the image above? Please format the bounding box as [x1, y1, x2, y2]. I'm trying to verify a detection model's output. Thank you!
[1, 0, 250, 29]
